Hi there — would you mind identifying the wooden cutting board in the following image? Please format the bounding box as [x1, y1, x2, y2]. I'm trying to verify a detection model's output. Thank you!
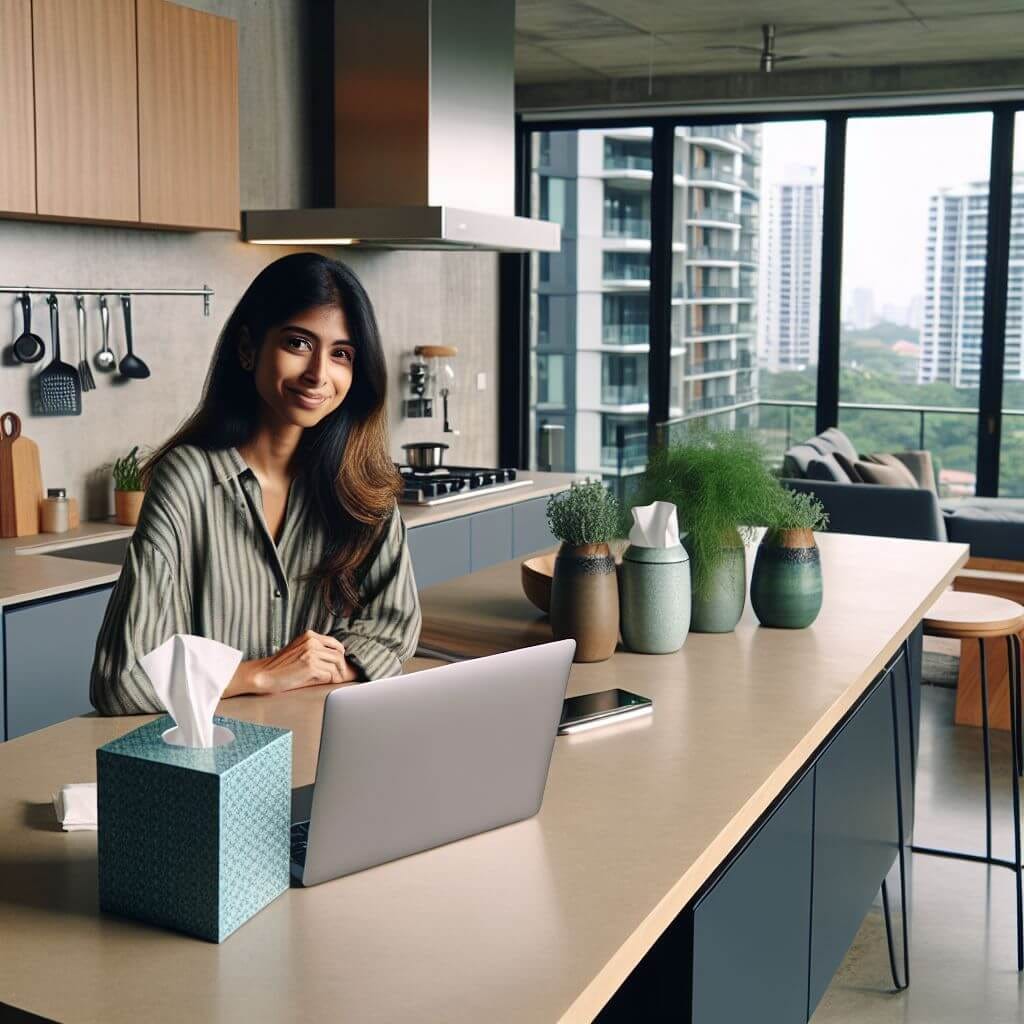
[0, 411, 43, 537]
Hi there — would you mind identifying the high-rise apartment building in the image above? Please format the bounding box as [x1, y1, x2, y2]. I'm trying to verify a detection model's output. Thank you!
[919, 175, 1024, 388]
[530, 125, 761, 495]
[758, 165, 823, 372]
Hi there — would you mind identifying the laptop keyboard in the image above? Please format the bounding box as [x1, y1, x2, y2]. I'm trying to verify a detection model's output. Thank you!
[290, 820, 310, 866]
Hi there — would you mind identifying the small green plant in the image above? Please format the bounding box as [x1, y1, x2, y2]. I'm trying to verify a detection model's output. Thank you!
[546, 480, 621, 546]
[771, 488, 829, 532]
[629, 432, 783, 597]
[112, 446, 145, 492]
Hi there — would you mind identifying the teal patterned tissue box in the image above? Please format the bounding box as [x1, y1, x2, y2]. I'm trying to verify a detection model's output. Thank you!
[97, 714, 292, 942]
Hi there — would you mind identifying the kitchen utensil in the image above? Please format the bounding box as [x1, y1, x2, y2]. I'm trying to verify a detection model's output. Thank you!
[402, 441, 449, 470]
[0, 411, 44, 537]
[94, 296, 116, 372]
[37, 295, 82, 416]
[12, 293, 45, 364]
[118, 294, 150, 379]
[75, 295, 96, 391]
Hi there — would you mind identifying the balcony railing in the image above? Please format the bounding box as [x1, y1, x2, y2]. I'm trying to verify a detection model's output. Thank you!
[604, 216, 652, 239]
[602, 384, 649, 406]
[602, 439, 648, 471]
[689, 125, 742, 145]
[604, 262, 651, 282]
[688, 206, 741, 225]
[682, 285, 743, 299]
[604, 153, 653, 172]
[690, 166, 744, 186]
[690, 245, 741, 261]
[685, 357, 742, 375]
[687, 320, 739, 337]
[603, 323, 650, 345]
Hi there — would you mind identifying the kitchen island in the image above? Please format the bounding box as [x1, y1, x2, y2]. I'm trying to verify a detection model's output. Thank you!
[0, 533, 966, 1022]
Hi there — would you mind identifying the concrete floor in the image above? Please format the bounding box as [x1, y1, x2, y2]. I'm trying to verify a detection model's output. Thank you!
[812, 650, 1024, 1023]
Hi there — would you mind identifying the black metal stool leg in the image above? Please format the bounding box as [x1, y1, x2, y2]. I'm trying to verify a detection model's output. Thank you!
[1007, 634, 1023, 971]
[903, 636, 917, 792]
[884, 659, 910, 990]
[1011, 632, 1023, 778]
[980, 638, 994, 862]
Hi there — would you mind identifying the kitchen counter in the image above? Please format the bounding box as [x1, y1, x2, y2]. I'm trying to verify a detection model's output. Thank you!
[0, 533, 967, 1023]
[0, 470, 580, 608]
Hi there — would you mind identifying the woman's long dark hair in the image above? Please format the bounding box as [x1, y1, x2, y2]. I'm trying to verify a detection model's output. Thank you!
[143, 253, 400, 613]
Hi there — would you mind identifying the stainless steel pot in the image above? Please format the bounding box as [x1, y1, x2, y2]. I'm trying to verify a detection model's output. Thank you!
[402, 441, 450, 470]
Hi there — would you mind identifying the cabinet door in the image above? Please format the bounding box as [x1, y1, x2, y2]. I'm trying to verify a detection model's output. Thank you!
[0, 0, 35, 214]
[470, 506, 513, 571]
[137, 0, 239, 229]
[512, 496, 558, 558]
[691, 770, 814, 1024]
[809, 674, 899, 1013]
[4, 585, 113, 739]
[407, 519, 472, 590]
[33, 0, 139, 221]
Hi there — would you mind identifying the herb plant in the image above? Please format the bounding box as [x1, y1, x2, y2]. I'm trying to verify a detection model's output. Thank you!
[546, 480, 621, 546]
[112, 446, 145, 492]
[771, 488, 829, 532]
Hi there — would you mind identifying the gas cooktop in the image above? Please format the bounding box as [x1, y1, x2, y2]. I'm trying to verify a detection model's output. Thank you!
[397, 465, 533, 506]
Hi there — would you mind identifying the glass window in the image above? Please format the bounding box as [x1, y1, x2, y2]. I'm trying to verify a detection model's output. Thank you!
[839, 113, 992, 497]
[537, 354, 566, 406]
[1000, 111, 1024, 495]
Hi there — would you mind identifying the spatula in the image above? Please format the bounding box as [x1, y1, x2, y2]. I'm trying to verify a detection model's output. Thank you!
[37, 294, 82, 416]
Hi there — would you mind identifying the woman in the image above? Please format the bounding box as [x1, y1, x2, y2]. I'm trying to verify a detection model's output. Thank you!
[90, 253, 421, 715]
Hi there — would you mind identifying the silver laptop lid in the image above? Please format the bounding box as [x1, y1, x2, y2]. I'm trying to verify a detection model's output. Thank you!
[300, 639, 576, 886]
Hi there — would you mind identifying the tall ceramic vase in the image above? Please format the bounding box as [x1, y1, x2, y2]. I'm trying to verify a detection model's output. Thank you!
[685, 533, 747, 634]
[750, 528, 823, 629]
[550, 542, 619, 662]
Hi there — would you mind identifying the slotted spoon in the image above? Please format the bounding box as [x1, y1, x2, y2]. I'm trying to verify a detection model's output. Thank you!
[75, 295, 96, 391]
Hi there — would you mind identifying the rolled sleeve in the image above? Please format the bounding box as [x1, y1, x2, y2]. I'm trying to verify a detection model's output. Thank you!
[334, 508, 422, 681]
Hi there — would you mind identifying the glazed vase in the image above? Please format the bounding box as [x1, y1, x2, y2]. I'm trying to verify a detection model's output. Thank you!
[550, 542, 619, 662]
[685, 535, 747, 634]
[619, 543, 691, 654]
[750, 528, 823, 629]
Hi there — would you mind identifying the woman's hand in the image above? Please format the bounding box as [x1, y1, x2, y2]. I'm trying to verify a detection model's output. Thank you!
[224, 630, 359, 697]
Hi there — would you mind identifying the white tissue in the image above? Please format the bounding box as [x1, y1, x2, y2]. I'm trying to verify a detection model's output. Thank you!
[139, 634, 243, 748]
[628, 501, 681, 548]
[52, 782, 97, 831]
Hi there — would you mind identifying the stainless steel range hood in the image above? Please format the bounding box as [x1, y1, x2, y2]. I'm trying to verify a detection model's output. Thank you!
[242, 0, 560, 253]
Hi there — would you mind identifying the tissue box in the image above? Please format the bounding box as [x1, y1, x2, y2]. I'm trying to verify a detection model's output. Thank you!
[97, 714, 292, 942]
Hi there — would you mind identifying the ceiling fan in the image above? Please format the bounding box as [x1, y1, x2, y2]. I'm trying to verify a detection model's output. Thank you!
[706, 23, 847, 73]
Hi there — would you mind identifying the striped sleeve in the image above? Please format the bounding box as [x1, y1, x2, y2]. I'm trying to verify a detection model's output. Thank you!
[335, 507, 422, 681]
[88, 454, 193, 715]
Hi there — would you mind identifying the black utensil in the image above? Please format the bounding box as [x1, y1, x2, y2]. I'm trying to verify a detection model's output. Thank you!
[118, 294, 150, 379]
[12, 293, 45, 364]
[37, 294, 82, 415]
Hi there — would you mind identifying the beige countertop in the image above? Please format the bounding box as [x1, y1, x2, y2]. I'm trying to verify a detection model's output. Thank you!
[0, 533, 966, 1023]
[0, 471, 579, 609]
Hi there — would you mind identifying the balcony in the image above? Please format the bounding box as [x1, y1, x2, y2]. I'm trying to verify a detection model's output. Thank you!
[601, 441, 648, 471]
[690, 245, 741, 262]
[678, 285, 747, 300]
[602, 384, 649, 406]
[603, 323, 650, 345]
[688, 206, 741, 225]
[604, 217, 652, 240]
[689, 125, 745, 149]
[686, 320, 739, 337]
[685, 357, 742, 376]
[684, 390, 757, 414]
[690, 166, 743, 186]
[604, 153, 653, 172]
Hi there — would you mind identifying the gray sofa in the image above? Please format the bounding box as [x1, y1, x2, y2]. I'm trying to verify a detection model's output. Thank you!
[780, 427, 1023, 561]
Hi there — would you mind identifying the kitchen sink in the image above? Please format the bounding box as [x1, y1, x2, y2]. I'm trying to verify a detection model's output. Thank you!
[27, 537, 131, 566]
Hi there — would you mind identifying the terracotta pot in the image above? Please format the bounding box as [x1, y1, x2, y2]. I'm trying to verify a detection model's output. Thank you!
[114, 489, 145, 527]
[550, 542, 619, 662]
[751, 528, 823, 629]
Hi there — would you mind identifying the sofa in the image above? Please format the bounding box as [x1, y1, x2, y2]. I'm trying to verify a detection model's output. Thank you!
[780, 427, 1024, 562]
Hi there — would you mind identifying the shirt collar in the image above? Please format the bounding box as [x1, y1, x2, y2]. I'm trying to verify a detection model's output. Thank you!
[208, 446, 252, 486]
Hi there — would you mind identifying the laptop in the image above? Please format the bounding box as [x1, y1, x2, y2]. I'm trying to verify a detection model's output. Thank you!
[289, 639, 576, 887]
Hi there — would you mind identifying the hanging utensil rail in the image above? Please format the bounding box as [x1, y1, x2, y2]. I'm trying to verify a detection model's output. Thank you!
[0, 285, 214, 316]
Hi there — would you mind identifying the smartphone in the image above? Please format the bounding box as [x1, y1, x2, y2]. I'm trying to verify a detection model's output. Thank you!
[558, 689, 653, 734]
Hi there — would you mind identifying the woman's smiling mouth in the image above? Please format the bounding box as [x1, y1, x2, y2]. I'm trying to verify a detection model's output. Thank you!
[287, 386, 329, 408]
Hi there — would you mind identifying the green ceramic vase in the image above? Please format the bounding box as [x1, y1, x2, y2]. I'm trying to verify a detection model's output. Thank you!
[750, 528, 823, 629]
[685, 536, 747, 634]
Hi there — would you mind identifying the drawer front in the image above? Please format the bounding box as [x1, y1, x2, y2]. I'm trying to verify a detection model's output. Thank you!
[470, 506, 513, 571]
[691, 770, 814, 1024]
[407, 518, 472, 589]
[512, 495, 558, 558]
[4, 585, 114, 739]
[809, 673, 899, 1012]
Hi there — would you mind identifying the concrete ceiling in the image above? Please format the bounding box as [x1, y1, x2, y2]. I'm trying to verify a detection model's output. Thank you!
[514, 0, 1024, 83]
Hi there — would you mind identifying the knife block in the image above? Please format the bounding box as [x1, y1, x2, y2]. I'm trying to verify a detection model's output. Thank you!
[97, 715, 292, 942]
[0, 412, 43, 537]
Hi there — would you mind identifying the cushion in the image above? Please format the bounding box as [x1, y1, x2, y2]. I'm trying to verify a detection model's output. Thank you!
[806, 451, 851, 483]
[814, 427, 859, 464]
[832, 450, 863, 482]
[782, 444, 825, 479]
[944, 506, 1024, 561]
[855, 456, 919, 489]
[887, 450, 938, 495]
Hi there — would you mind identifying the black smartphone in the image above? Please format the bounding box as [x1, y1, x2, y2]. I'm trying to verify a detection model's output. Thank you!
[558, 689, 653, 734]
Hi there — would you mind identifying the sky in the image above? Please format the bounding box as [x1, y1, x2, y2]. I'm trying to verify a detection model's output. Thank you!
[760, 113, 1024, 312]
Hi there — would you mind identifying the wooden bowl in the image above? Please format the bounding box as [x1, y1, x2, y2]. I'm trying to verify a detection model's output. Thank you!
[521, 553, 557, 614]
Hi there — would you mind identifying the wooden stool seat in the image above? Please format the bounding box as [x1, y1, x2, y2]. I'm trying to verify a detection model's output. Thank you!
[924, 590, 1024, 640]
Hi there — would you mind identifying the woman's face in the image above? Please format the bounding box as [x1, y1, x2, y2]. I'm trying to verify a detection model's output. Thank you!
[246, 303, 356, 428]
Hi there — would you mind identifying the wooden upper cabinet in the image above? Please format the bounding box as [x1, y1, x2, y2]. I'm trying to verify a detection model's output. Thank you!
[137, 0, 240, 230]
[0, 0, 36, 214]
[32, 0, 140, 222]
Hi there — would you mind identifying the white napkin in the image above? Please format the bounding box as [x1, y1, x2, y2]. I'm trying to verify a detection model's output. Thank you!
[139, 634, 243, 748]
[628, 500, 681, 548]
[52, 782, 97, 831]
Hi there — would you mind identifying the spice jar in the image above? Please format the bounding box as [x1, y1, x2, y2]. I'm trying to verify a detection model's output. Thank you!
[40, 487, 71, 533]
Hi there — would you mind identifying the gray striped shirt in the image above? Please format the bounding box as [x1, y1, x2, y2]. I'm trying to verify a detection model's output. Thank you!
[90, 443, 422, 715]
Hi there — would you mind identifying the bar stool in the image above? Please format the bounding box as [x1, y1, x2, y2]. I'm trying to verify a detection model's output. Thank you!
[912, 590, 1024, 971]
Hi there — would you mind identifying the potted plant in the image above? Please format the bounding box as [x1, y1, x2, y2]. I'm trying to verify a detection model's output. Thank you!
[112, 446, 146, 526]
[630, 432, 782, 633]
[546, 480, 621, 662]
[750, 489, 829, 629]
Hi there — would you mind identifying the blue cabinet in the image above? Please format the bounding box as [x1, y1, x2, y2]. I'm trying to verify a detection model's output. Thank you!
[470, 506, 513, 570]
[512, 496, 557, 558]
[3, 584, 114, 740]
[406, 517, 472, 590]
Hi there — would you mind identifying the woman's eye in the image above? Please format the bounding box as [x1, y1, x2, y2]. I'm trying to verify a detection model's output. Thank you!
[335, 349, 354, 363]
[286, 336, 310, 350]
